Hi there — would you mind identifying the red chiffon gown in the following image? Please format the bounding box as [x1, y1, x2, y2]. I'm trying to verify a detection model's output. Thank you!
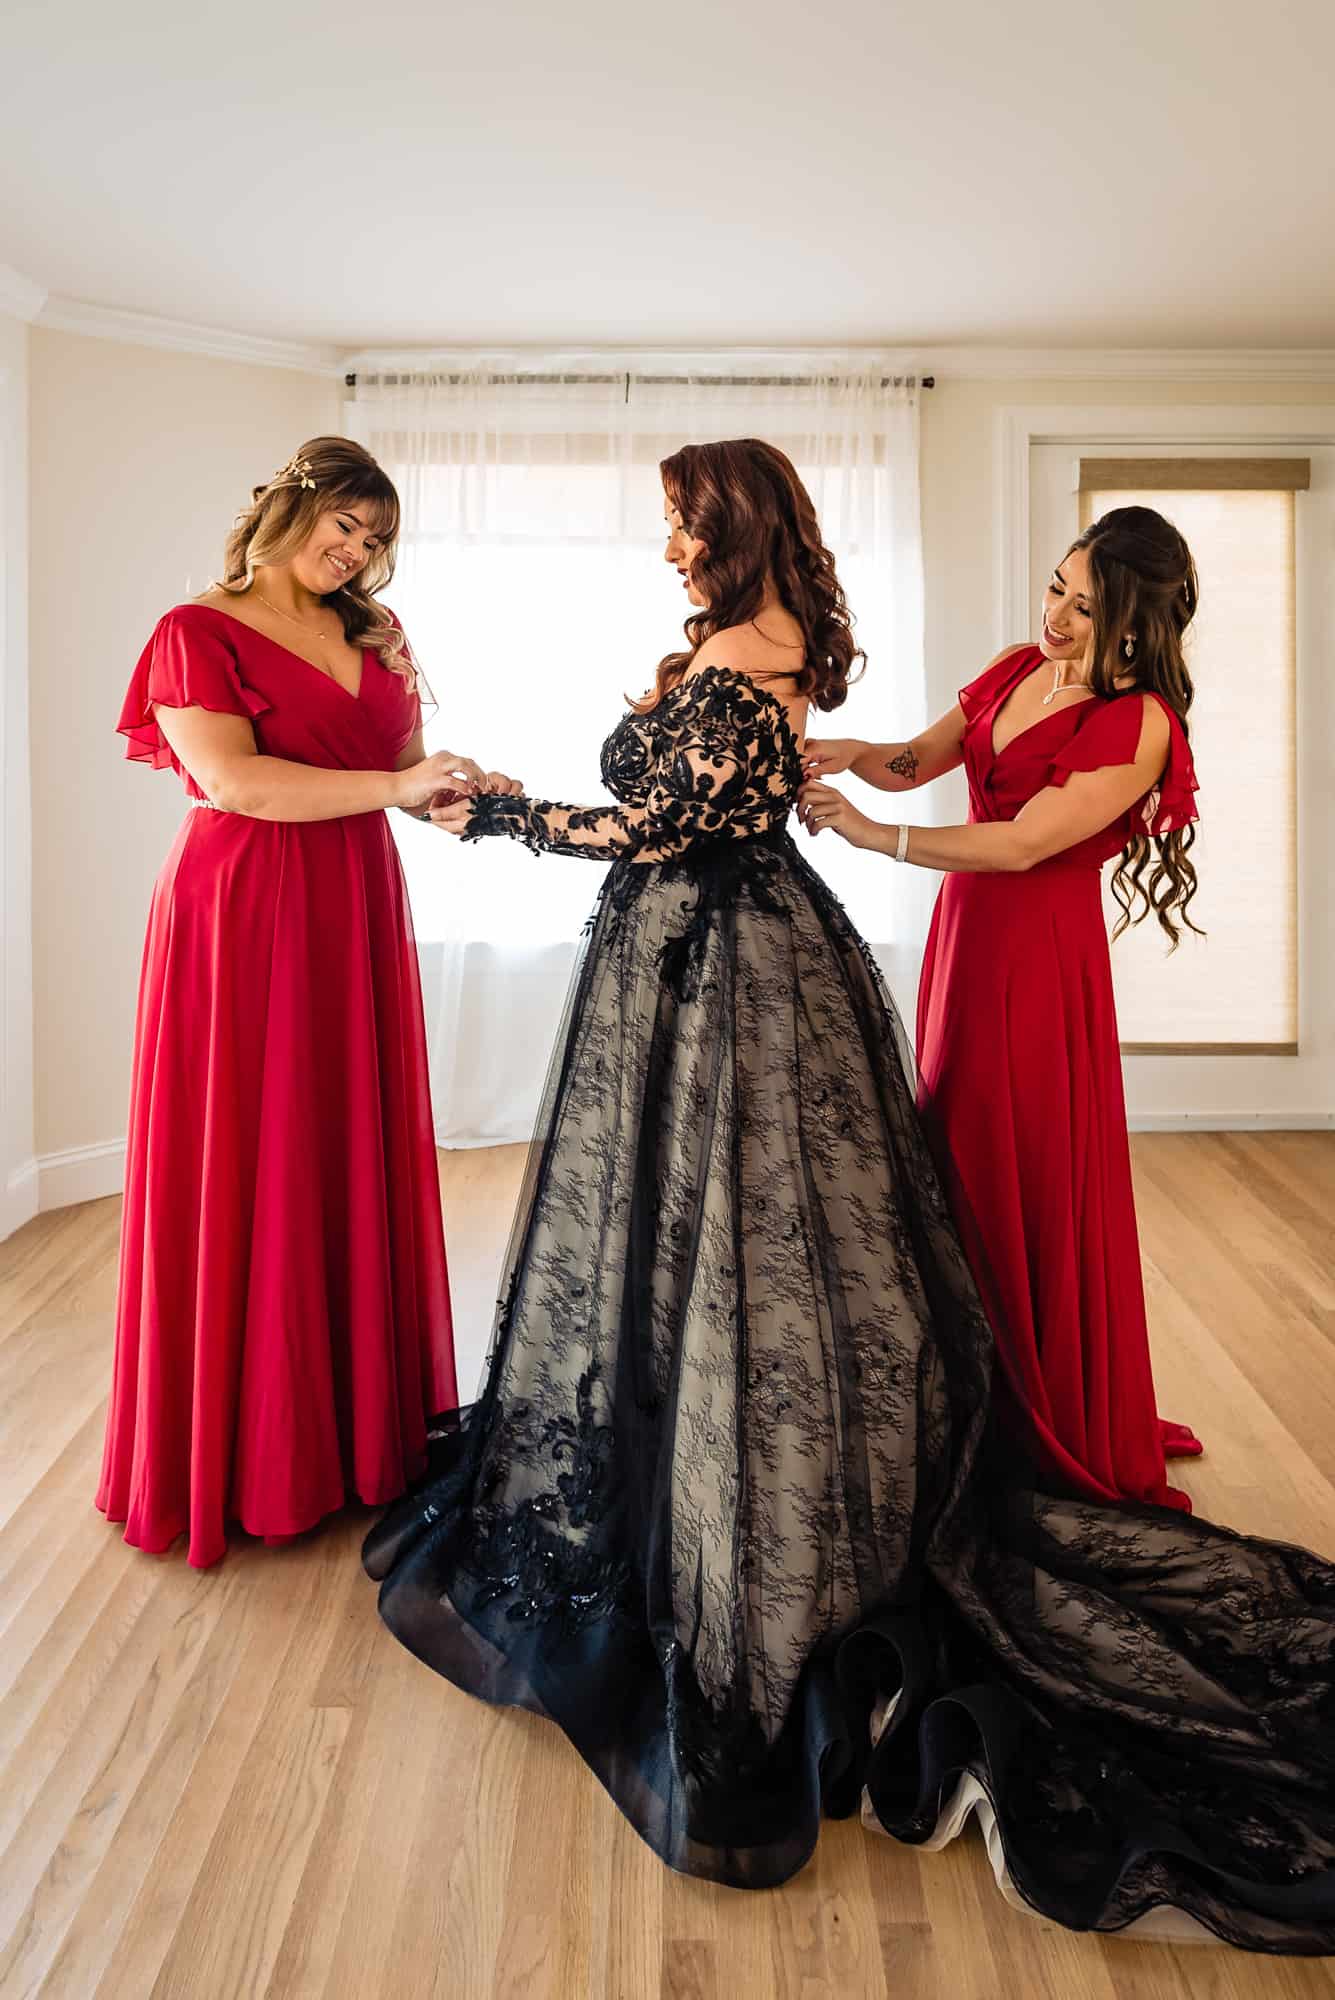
[97, 604, 457, 1568]
[915, 645, 1200, 1513]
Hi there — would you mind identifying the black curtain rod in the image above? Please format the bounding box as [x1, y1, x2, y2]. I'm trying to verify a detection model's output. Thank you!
[343, 370, 935, 389]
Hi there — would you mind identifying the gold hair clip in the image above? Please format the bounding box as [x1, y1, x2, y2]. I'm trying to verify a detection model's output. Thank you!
[279, 454, 317, 491]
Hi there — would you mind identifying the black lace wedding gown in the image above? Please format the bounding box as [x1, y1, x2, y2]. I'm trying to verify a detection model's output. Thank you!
[363, 665, 1335, 1950]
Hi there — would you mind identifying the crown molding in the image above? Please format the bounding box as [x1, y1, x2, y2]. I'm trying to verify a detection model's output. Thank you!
[0, 264, 47, 323]
[12, 298, 1335, 386]
[919, 344, 1335, 383]
[33, 294, 340, 374]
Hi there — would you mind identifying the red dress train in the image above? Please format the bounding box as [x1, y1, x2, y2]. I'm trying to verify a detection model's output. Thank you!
[915, 645, 1200, 1512]
[97, 605, 457, 1567]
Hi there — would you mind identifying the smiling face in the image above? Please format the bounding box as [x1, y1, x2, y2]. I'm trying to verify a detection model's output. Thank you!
[1040, 546, 1096, 667]
[291, 502, 389, 598]
[663, 494, 709, 608]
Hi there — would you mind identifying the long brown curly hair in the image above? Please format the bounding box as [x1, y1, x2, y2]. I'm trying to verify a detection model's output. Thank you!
[217, 436, 415, 686]
[637, 439, 863, 714]
[1070, 505, 1202, 947]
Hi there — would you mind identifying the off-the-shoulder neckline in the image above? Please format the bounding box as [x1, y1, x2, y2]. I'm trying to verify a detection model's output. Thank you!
[672, 664, 804, 760]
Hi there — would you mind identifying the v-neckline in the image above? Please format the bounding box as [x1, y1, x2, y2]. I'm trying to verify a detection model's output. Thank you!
[989, 663, 1095, 762]
[197, 603, 369, 702]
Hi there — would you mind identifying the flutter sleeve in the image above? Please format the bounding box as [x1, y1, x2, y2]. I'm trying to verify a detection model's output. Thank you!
[463, 666, 762, 863]
[381, 613, 427, 757]
[958, 646, 1034, 723]
[118, 607, 270, 771]
[1047, 691, 1200, 836]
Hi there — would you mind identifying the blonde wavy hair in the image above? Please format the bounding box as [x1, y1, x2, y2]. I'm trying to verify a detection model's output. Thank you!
[219, 436, 416, 686]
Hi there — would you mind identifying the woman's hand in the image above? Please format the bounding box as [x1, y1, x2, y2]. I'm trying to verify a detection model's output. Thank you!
[395, 749, 487, 812]
[430, 794, 477, 836]
[798, 780, 888, 852]
[428, 771, 525, 835]
[801, 738, 870, 779]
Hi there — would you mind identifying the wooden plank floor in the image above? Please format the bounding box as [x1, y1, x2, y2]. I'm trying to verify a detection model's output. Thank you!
[1, 1135, 1333, 2000]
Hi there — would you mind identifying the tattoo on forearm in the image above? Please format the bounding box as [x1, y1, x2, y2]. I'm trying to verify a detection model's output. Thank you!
[885, 745, 919, 784]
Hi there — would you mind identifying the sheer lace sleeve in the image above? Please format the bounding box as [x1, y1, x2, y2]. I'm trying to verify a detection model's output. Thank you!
[463, 667, 792, 864]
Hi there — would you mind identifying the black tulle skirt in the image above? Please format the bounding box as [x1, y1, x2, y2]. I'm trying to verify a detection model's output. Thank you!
[364, 831, 1335, 1951]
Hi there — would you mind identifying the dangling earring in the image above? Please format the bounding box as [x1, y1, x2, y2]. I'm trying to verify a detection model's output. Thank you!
[1123, 635, 1136, 661]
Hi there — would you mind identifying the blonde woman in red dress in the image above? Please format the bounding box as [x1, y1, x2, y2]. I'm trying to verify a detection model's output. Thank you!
[800, 506, 1203, 1511]
[99, 437, 513, 1567]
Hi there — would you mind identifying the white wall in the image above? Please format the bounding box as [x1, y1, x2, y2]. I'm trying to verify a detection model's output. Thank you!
[28, 331, 339, 1204]
[0, 311, 35, 1237]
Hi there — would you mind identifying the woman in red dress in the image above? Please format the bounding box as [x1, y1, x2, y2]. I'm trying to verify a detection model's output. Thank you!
[800, 506, 1202, 1511]
[99, 436, 505, 1567]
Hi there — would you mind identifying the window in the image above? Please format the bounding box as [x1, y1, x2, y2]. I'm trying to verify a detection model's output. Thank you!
[351, 364, 928, 1142]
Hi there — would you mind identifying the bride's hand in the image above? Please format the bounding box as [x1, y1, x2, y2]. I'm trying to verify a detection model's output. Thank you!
[798, 780, 885, 851]
[801, 738, 868, 779]
[480, 771, 524, 796]
[429, 794, 476, 836]
[395, 749, 486, 812]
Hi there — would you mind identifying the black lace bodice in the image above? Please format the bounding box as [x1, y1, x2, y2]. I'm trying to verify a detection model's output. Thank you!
[464, 665, 803, 863]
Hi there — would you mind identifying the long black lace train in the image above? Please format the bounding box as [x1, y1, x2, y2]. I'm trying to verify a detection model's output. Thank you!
[364, 666, 1335, 1949]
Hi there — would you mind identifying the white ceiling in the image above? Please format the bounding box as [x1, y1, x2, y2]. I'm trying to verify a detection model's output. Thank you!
[3, 0, 1331, 354]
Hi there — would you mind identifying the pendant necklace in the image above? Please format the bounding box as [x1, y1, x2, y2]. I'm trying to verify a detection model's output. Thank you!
[1041, 659, 1088, 707]
[256, 592, 339, 677]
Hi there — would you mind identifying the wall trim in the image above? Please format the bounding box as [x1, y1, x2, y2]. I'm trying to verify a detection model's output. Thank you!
[13, 304, 1335, 386]
[2, 1157, 38, 1240]
[1128, 1111, 1335, 1132]
[37, 1137, 125, 1212]
[931, 346, 1335, 384]
[26, 1115, 1331, 1210]
[0, 264, 46, 323]
[34, 295, 339, 375]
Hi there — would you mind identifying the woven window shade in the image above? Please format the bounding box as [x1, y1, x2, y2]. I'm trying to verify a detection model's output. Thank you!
[1079, 457, 1310, 492]
[1079, 480, 1298, 1054]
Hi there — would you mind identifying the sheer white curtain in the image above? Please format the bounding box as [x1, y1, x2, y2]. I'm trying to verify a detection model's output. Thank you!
[349, 358, 927, 1144]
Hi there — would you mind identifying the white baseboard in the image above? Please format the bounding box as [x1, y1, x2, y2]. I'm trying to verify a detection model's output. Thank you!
[37, 1139, 126, 1211]
[20, 1113, 1331, 1219]
[1127, 1110, 1335, 1132]
[1, 1158, 39, 1241]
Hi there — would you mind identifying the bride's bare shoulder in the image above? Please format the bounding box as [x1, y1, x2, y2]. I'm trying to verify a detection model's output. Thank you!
[687, 621, 803, 692]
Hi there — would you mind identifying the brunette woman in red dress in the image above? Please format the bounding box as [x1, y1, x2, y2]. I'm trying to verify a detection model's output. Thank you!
[800, 506, 1202, 1512]
[99, 436, 513, 1568]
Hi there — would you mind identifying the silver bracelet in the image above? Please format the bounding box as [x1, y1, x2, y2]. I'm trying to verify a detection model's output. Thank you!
[893, 823, 910, 863]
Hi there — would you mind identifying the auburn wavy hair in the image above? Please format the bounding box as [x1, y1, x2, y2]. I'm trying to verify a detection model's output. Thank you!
[217, 436, 416, 686]
[636, 439, 863, 714]
[1069, 505, 1202, 947]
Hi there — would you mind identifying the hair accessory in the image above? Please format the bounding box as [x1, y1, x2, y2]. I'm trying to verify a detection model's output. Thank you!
[278, 454, 317, 491]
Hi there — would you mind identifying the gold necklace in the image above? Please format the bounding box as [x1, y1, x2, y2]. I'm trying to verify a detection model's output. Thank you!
[1041, 660, 1091, 707]
[254, 592, 340, 675]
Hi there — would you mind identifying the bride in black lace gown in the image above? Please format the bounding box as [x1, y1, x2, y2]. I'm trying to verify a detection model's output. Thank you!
[364, 441, 1335, 1950]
